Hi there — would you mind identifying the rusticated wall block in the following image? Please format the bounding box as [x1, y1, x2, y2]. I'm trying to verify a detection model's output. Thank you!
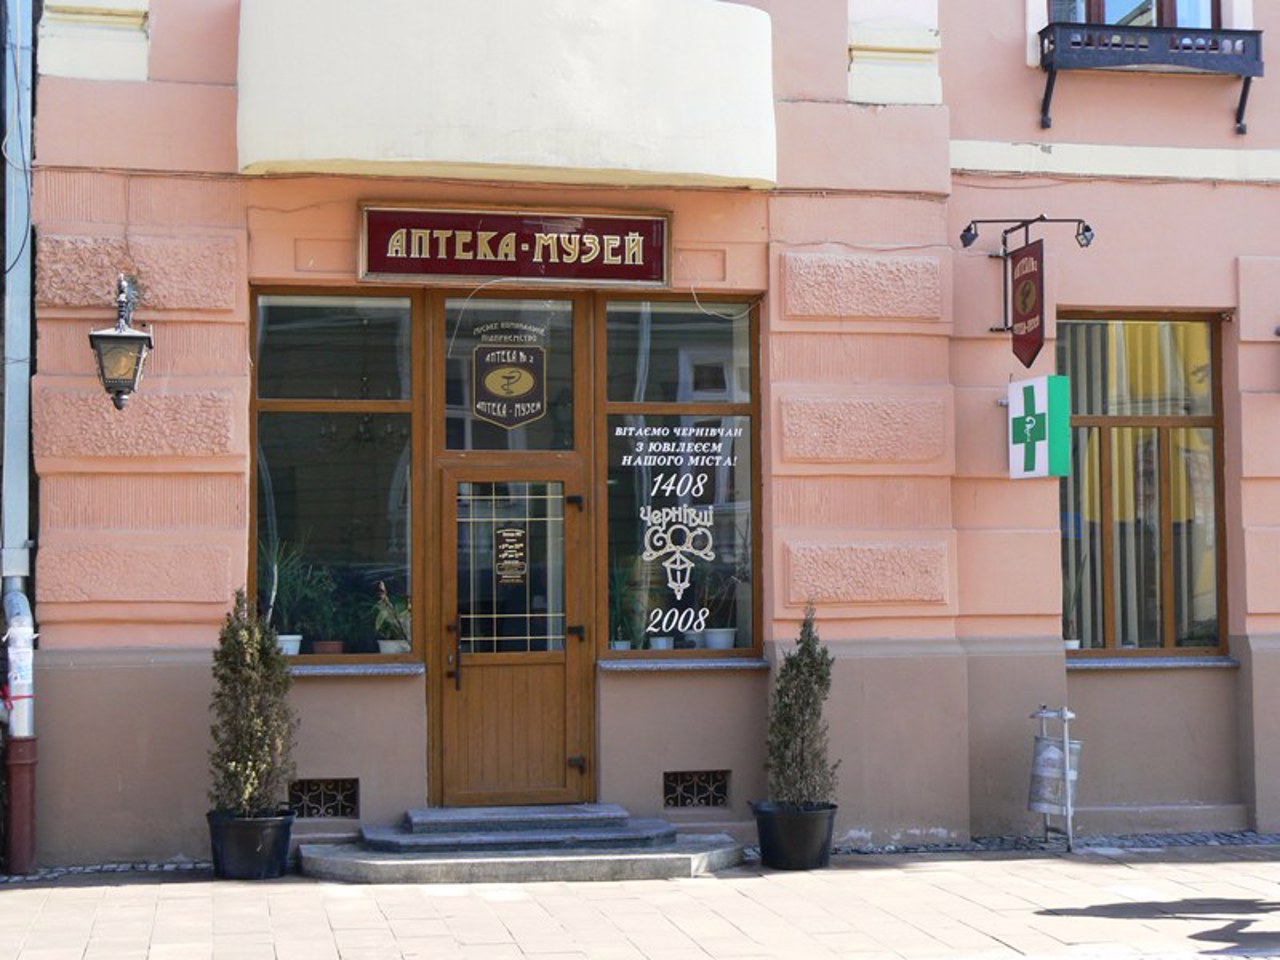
[783, 251, 942, 320]
[34, 389, 235, 459]
[781, 396, 946, 462]
[787, 541, 949, 605]
[36, 234, 239, 310]
[38, 544, 231, 602]
[42, 475, 247, 532]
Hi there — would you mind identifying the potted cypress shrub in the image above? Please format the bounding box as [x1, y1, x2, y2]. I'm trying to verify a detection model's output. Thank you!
[207, 589, 299, 879]
[753, 603, 840, 870]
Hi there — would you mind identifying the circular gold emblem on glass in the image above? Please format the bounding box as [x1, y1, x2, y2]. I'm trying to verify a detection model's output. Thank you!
[483, 366, 536, 398]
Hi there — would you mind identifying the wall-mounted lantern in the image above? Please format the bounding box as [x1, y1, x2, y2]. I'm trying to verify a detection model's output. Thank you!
[89, 274, 153, 410]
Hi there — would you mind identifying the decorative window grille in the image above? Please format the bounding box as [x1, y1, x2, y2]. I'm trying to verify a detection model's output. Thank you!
[289, 778, 359, 818]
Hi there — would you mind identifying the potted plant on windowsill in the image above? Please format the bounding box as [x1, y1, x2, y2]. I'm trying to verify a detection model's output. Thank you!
[373, 580, 412, 654]
[608, 556, 645, 650]
[752, 603, 840, 870]
[207, 589, 298, 879]
[259, 539, 333, 656]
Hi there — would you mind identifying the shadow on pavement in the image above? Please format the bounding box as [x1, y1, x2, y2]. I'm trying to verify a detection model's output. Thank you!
[1043, 897, 1280, 957]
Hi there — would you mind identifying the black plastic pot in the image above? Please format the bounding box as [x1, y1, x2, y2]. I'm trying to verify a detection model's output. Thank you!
[206, 811, 294, 880]
[752, 801, 837, 870]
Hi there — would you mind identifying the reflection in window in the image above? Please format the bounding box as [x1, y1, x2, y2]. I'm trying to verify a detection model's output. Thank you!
[606, 302, 750, 404]
[1058, 319, 1220, 653]
[1053, 0, 1216, 27]
[257, 296, 411, 400]
[255, 292, 414, 658]
[257, 414, 412, 655]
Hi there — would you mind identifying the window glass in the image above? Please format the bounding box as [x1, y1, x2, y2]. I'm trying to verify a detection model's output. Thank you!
[1050, 0, 1087, 19]
[1176, 0, 1214, 26]
[607, 415, 752, 651]
[257, 412, 411, 655]
[1053, 0, 1217, 25]
[1111, 427, 1163, 648]
[445, 299, 574, 451]
[1062, 320, 1213, 417]
[606, 302, 750, 404]
[257, 297, 411, 400]
[1104, 0, 1154, 24]
[1058, 318, 1220, 654]
[1170, 426, 1219, 646]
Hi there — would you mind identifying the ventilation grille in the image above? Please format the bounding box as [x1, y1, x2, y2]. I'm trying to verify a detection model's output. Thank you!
[663, 770, 729, 808]
[289, 778, 359, 819]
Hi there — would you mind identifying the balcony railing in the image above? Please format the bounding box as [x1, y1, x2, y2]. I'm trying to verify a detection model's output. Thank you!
[1038, 22, 1264, 133]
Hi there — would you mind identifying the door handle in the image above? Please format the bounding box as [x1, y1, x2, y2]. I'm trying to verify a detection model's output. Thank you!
[567, 625, 586, 644]
[444, 620, 461, 691]
[566, 494, 584, 510]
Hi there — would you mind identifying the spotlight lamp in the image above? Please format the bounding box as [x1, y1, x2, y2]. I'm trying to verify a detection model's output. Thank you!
[957, 215, 1096, 253]
[88, 274, 153, 411]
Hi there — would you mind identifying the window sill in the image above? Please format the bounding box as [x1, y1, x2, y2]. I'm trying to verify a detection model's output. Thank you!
[598, 657, 768, 673]
[1066, 655, 1237, 671]
[290, 662, 425, 678]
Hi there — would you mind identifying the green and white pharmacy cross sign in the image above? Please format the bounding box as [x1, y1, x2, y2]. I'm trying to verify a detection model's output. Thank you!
[1008, 375, 1070, 479]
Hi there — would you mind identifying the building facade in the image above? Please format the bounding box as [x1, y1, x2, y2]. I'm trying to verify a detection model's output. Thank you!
[17, 0, 1280, 865]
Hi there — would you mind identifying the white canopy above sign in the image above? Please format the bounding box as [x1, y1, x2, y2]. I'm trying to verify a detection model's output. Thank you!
[238, 0, 777, 189]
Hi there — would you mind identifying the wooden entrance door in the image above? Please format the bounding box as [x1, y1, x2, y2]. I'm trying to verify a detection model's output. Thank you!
[441, 467, 590, 805]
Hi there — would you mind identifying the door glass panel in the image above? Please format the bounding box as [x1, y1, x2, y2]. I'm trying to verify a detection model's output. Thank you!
[445, 299, 574, 451]
[1170, 427, 1219, 647]
[457, 481, 565, 653]
[1112, 427, 1162, 648]
[606, 302, 750, 404]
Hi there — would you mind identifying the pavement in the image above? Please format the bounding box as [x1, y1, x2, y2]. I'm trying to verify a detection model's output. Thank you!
[5, 844, 1280, 960]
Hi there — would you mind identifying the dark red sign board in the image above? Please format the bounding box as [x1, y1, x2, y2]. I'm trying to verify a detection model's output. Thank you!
[1009, 239, 1045, 368]
[362, 207, 669, 286]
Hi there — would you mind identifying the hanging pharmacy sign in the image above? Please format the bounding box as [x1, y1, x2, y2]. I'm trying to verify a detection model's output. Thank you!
[1009, 239, 1045, 368]
[361, 206, 669, 286]
[1008, 375, 1070, 479]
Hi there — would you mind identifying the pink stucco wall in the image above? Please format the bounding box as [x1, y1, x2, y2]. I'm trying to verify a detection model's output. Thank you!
[25, 0, 1280, 863]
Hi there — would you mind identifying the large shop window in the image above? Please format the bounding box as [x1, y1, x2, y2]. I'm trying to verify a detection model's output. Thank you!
[1058, 319, 1224, 655]
[1050, 0, 1218, 28]
[255, 296, 413, 658]
[605, 302, 755, 653]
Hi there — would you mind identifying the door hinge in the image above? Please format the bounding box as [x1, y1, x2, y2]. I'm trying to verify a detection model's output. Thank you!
[567, 755, 587, 772]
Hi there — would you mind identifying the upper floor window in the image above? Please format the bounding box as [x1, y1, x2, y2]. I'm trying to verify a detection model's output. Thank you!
[1050, 0, 1219, 28]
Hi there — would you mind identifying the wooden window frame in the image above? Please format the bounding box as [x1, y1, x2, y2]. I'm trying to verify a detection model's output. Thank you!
[1060, 315, 1227, 658]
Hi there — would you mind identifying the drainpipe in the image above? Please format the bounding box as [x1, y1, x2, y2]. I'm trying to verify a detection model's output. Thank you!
[3, 0, 36, 876]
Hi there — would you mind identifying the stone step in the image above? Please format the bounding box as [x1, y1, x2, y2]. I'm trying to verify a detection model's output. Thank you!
[402, 803, 631, 835]
[364, 817, 676, 853]
[299, 834, 744, 884]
